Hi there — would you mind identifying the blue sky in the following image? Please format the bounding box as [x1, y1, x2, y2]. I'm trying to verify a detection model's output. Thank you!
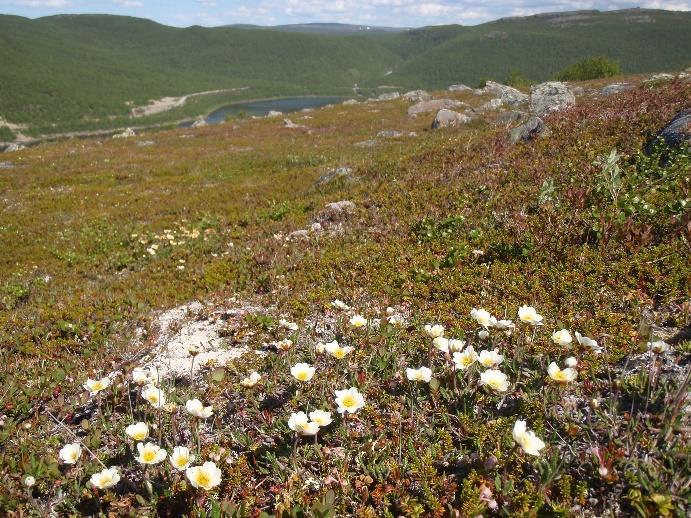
[1, 1, 689, 27]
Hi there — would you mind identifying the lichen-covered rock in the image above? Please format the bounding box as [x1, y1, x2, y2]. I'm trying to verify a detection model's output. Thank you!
[402, 90, 431, 102]
[314, 166, 354, 187]
[509, 116, 546, 143]
[481, 98, 503, 111]
[483, 81, 529, 106]
[448, 84, 472, 92]
[317, 200, 357, 223]
[431, 109, 471, 129]
[601, 83, 633, 96]
[530, 82, 575, 115]
[112, 128, 135, 139]
[377, 92, 400, 101]
[191, 118, 207, 127]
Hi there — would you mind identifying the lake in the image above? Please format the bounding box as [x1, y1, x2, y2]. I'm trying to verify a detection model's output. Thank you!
[186, 96, 346, 126]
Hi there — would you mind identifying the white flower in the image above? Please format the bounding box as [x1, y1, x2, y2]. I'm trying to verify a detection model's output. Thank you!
[479, 370, 509, 392]
[276, 338, 293, 351]
[548, 362, 578, 382]
[240, 371, 262, 388]
[331, 299, 350, 310]
[424, 324, 445, 338]
[279, 319, 299, 332]
[518, 305, 543, 325]
[58, 443, 82, 465]
[386, 307, 395, 316]
[552, 329, 573, 347]
[186, 461, 222, 490]
[136, 442, 167, 465]
[315, 342, 326, 354]
[325, 340, 354, 360]
[24, 475, 36, 488]
[433, 336, 449, 353]
[478, 329, 490, 340]
[478, 350, 504, 368]
[83, 377, 111, 396]
[90, 467, 120, 489]
[448, 339, 465, 352]
[170, 446, 195, 471]
[494, 319, 515, 330]
[406, 366, 432, 382]
[350, 315, 368, 328]
[575, 332, 602, 354]
[565, 356, 578, 368]
[334, 387, 366, 414]
[309, 410, 333, 427]
[512, 420, 546, 456]
[132, 367, 150, 385]
[187, 344, 202, 357]
[452, 346, 478, 370]
[125, 422, 149, 441]
[290, 363, 316, 382]
[387, 314, 404, 326]
[647, 340, 670, 354]
[288, 411, 320, 435]
[186, 399, 213, 419]
[471, 308, 497, 328]
[141, 385, 166, 408]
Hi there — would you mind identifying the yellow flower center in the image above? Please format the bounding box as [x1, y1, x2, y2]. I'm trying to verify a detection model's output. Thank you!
[333, 349, 345, 359]
[142, 450, 156, 463]
[296, 371, 309, 381]
[553, 370, 568, 381]
[93, 382, 104, 391]
[175, 455, 188, 467]
[196, 472, 210, 488]
[342, 395, 355, 408]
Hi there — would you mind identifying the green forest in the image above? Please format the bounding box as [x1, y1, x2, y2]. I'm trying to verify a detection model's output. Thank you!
[0, 8, 689, 135]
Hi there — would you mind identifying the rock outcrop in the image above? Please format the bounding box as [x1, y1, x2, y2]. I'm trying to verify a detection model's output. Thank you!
[483, 81, 529, 106]
[402, 90, 431, 102]
[314, 167, 354, 187]
[267, 110, 283, 117]
[530, 82, 575, 115]
[317, 200, 357, 224]
[377, 92, 400, 101]
[3, 143, 25, 152]
[431, 109, 471, 129]
[448, 84, 472, 92]
[481, 98, 503, 111]
[113, 128, 136, 139]
[644, 109, 691, 154]
[601, 83, 633, 96]
[191, 119, 207, 127]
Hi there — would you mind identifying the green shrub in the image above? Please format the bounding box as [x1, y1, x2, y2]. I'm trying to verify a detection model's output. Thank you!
[505, 70, 531, 88]
[556, 57, 620, 81]
[0, 125, 15, 141]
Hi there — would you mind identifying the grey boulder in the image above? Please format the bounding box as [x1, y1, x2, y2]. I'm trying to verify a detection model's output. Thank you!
[431, 109, 471, 129]
[530, 82, 575, 115]
[509, 117, 546, 143]
[408, 99, 465, 116]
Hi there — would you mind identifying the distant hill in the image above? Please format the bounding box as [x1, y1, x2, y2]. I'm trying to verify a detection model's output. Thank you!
[228, 22, 409, 34]
[0, 8, 689, 134]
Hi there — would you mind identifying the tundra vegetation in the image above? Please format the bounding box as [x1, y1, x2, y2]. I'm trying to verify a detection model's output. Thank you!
[0, 76, 689, 516]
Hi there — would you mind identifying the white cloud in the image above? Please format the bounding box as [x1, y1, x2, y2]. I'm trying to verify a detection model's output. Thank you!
[15, 0, 71, 7]
[196, 0, 218, 7]
[112, 0, 143, 6]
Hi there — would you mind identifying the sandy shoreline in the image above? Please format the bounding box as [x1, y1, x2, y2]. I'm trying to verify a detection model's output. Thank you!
[130, 87, 250, 117]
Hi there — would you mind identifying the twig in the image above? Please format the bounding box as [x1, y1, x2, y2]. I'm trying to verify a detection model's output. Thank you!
[46, 410, 107, 468]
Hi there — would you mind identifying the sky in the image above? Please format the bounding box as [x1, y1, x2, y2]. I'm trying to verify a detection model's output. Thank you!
[1, 0, 689, 27]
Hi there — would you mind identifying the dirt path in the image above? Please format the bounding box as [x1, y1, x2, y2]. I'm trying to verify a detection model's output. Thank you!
[130, 87, 249, 117]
